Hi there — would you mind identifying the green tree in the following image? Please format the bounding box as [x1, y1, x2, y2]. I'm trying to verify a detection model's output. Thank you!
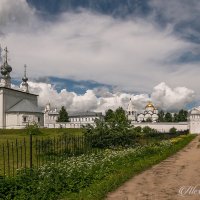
[57, 106, 69, 122]
[173, 113, 179, 122]
[104, 109, 114, 122]
[177, 109, 188, 122]
[164, 112, 173, 122]
[113, 107, 130, 128]
[84, 107, 134, 148]
[158, 110, 165, 122]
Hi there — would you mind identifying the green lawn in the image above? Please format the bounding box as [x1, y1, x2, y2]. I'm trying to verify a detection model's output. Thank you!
[0, 128, 83, 176]
[0, 128, 83, 144]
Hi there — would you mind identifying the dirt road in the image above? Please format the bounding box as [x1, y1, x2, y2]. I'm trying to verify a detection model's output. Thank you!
[106, 135, 200, 200]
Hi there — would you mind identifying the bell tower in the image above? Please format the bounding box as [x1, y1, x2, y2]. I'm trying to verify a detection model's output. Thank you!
[127, 98, 137, 122]
[20, 64, 29, 93]
[0, 47, 12, 88]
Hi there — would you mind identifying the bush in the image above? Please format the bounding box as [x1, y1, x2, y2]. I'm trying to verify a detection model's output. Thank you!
[169, 127, 177, 134]
[142, 126, 158, 137]
[25, 122, 42, 135]
[134, 126, 142, 133]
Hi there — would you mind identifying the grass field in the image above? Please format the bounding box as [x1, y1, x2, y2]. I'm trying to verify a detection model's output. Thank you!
[0, 128, 83, 144]
[0, 128, 84, 176]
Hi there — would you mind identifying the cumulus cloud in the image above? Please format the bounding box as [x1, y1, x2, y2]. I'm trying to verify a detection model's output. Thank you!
[151, 82, 195, 111]
[27, 81, 194, 113]
[1, 0, 199, 95]
[0, 0, 39, 33]
[0, 0, 199, 110]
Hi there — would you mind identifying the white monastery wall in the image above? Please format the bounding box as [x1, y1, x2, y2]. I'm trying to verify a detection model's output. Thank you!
[132, 122, 189, 132]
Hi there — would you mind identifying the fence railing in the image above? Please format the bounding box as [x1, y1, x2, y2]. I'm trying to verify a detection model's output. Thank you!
[0, 134, 94, 177]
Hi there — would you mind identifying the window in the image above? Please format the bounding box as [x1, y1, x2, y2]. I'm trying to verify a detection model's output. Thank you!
[38, 117, 40, 122]
[23, 116, 27, 123]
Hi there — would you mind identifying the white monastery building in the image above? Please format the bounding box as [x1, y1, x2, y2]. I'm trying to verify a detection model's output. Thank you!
[0, 47, 43, 129]
[44, 102, 103, 128]
[127, 99, 158, 122]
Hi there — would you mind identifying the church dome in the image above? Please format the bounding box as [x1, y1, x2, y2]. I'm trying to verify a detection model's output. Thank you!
[22, 76, 28, 82]
[4, 62, 12, 73]
[145, 102, 155, 109]
[1, 66, 7, 76]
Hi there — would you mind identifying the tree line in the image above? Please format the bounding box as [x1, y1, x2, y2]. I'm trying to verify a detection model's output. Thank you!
[158, 110, 188, 122]
[56, 106, 188, 123]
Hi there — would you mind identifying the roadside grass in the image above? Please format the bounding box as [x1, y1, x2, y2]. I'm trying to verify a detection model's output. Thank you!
[63, 134, 196, 200]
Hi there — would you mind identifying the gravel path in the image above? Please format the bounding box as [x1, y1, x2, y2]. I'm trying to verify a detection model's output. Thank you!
[106, 135, 200, 200]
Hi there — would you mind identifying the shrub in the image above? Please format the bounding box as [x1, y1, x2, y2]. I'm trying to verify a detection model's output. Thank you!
[134, 126, 142, 133]
[169, 127, 177, 134]
[25, 122, 42, 135]
[142, 126, 158, 137]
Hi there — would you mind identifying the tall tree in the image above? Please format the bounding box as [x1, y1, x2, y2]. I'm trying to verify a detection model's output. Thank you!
[158, 110, 165, 122]
[104, 109, 114, 122]
[164, 112, 173, 122]
[178, 109, 188, 122]
[173, 113, 179, 122]
[57, 106, 69, 122]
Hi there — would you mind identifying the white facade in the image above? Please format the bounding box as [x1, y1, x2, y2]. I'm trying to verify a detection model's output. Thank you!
[0, 86, 44, 129]
[188, 107, 200, 134]
[44, 102, 103, 128]
[127, 100, 159, 123]
[0, 47, 44, 129]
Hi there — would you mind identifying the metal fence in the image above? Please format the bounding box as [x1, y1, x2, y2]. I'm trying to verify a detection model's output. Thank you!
[0, 134, 94, 177]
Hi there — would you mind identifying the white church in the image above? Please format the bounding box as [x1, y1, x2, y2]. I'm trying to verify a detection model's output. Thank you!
[0, 47, 200, 134]
[127, 98, 159, 122]
[127, 98, 200, 134]
[0, 47, 44, 129]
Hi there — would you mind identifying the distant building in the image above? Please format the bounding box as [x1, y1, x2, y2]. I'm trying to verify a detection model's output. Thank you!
[0, 47, 43, 129]
[44, 102, 59, 126]
[127, 99, 159, 123]
[44, 102, 103, 128]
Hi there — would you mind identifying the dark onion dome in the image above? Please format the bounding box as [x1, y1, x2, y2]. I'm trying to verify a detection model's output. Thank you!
[5, 73, 11, 78]
[4, 62, 12, 73]
[1, 65, 7, 76]
[22, 76, 28, 82]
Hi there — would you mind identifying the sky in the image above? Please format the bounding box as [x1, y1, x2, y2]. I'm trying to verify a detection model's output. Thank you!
[0, 0, 199, 113]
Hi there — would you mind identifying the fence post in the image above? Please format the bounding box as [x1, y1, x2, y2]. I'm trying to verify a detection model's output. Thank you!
[30, 132, 33, 169]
